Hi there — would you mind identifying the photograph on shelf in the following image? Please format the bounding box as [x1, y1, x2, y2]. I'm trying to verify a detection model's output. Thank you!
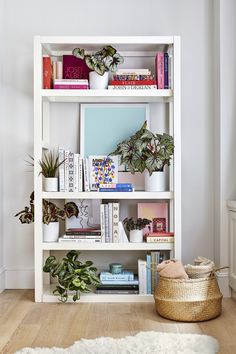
[79, 104, 150, 158]
[65, 199, 101, 230]
[137, 202, 168, 235]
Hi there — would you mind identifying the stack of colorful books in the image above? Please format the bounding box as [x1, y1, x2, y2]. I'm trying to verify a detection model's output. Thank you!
[96, 270, 139, 294]
[53, 79, 89, 89]
[108, 69, 157, 90]
[98, 183, 134, 192]
[59, 228, 102, 243]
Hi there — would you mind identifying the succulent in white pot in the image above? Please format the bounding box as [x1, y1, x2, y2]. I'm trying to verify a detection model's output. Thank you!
[73, 45, 124, 89]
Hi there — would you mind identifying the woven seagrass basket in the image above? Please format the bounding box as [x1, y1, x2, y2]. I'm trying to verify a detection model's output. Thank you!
[154, 275, 223, 322]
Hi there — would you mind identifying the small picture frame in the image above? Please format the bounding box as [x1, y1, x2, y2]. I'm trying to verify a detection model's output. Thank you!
[152, 218, 166, 232]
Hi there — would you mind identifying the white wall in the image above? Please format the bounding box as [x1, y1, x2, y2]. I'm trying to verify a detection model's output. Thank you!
[0, 0, 5, 292]
[2, 0, 215, 288]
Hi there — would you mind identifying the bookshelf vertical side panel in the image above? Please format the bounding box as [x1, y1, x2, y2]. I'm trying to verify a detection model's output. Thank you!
[34, 37, 43, 302]
[173, 36, 181, 259]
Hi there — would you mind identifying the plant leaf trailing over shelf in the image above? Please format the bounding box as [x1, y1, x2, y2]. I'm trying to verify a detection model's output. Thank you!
[14, 192, 79, 224]
[72, 45, 124, 76]
[43, 250, 100, 302]
[110, 121, 174, 175]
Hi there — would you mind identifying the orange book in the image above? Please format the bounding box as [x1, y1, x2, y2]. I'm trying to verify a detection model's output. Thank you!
[43, 56, 52, 89]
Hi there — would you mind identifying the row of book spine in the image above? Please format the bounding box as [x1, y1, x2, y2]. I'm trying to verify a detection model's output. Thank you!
[58, 149, 84, 192]
[155, 49, 173, 89]
[100, 203, 120, 243]
[138, 251, 167, 294]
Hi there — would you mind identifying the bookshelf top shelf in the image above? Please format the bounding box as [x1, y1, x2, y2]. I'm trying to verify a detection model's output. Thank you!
[42, 89, 173, 103]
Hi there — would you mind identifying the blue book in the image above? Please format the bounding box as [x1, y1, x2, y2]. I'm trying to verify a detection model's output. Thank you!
[164, 53, 169, 89]
[99, 183, 133, 188]
[101, 275, 139, 285]
[146, 254, 152, 294]
[99, 188, 133, 192]
[100, 270, 134, 281]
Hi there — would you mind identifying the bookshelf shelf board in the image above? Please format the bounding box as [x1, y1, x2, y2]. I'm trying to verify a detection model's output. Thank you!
[42, 191, 174, 200]
[42, 242, 174, 251]
[43, 285, 154, 303]
[41, 89, 172, 103]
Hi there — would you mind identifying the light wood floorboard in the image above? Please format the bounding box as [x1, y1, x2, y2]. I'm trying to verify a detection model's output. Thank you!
[0, 290, 235, 353]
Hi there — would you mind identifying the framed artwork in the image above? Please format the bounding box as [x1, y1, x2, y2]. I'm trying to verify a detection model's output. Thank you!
[80, 104, 150, 157]
[137, 202, 168, 234]
[65, 199, 101, 229]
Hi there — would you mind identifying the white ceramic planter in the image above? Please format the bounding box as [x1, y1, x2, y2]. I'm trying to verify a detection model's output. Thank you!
[129, 229, 143, 243]
[44, 177, 58, 192]
[43, 222, 59, 242]
[144, 171, 167, 192]
[89, 71, 109, 89]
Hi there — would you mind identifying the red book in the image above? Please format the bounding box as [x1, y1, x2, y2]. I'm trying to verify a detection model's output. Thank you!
[63, 55, 90, 79]
[144, 232, 174, 237]
[156, 52, 164, 89]
[43, 56, 52, 89]
[110, 80, 157, 86]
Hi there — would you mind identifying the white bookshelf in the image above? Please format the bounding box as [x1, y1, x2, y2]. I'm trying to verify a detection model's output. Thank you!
[34, 36, 181, 303]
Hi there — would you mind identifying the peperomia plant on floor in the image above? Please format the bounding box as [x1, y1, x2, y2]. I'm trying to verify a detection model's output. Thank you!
[43, 250, 100, 302]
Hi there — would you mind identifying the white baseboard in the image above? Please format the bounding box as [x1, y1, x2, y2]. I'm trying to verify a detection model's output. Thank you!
[5, 266, 34, 289]
[216, 270, 231, 297]
[0, 266, 5, 292]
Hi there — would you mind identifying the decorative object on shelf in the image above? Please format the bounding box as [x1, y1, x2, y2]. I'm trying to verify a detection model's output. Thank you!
[73, 45, 124, 89]
[137, 202, 168, 235]
[15, 192, 79, 242]
[62, 55, 90, 80]
[66, 199, 101, 230]
[110, 121, 174, 192]
[123, 217, 151, 243]
[26, 150, 65, 192]
[109, 263, 123, 274]
[88, 155, 118, 191]
[43, 250, 100, 302]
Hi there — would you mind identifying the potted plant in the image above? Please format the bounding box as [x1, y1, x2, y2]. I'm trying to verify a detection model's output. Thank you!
[15, 192, 79, 242]
[43, 250, 100, 302]
[123, 217, 151, 243]
[72, 45, 124, 89]
[26, 150, 64, 192]
[110, 121, 174, 191]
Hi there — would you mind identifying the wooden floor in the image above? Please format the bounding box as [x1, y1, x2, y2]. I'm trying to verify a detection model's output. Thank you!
[0, 290, 236, 354]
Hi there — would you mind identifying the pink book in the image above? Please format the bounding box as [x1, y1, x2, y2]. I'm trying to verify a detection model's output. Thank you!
[63, 55, 90, 79]
[54, 85, 89, 89]
[156, 52, 164, 89]
[137, 202, 168, 234]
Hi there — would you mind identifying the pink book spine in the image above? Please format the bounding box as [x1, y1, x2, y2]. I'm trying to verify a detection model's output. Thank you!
[54, 85, 89, 89]
[156, 52, 164, 89]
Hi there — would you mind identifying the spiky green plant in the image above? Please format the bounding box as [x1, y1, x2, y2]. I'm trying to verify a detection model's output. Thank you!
[43, 251, 100, 302]
[73, 45, 124, 76]
[26, 150, 64, 178]
[110, 121, 174, 175]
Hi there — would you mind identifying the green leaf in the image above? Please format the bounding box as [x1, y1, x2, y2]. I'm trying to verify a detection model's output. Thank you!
[72, 48, 85, 59]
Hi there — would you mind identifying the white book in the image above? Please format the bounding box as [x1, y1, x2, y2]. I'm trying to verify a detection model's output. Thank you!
[68, 151, 74, 192]
[58, 238, 102, 243]
[78, 157, 83, 192]
[112, 203, 120, 243]
[83, 158, 90, 192]
[108, 85, 157, 90]
[138, 259, 147, 295]
[58, 148, 65, 192]
[100, 204, 106, 243]
[108, 203, 113, 243]
[64, 150, 70, 192]
[73, 153, 79, 192]
[54, 79, 88, 84]
[104, 204, 109, 243]
[115, 69, 151, 75]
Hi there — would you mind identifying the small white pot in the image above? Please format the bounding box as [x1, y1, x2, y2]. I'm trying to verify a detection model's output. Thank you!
[44, 177, 58, 192]
[43, 222, 59, 242]
[129, 229, 143, 243]
[144, 171, 167, 192]
[89, 71, 109, 89]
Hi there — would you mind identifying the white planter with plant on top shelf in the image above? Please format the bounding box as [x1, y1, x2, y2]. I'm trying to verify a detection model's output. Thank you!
[144, 171, 167, 192]
[89, 71, 109, 89]
[43, 222, 59, 242]
[44, 177, 58, 192]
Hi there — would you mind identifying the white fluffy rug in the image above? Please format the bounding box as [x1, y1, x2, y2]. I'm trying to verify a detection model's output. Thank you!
[15, 331, 219, 354]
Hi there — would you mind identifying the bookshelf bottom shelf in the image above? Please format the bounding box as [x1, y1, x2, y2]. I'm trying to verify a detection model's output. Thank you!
[42, 285, 154, 303]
